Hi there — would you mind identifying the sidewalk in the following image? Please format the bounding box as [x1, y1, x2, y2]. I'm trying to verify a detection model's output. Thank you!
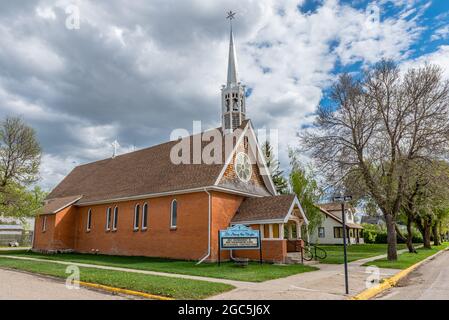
[0, 249, 411, 300]
[208, 253, 404, 300]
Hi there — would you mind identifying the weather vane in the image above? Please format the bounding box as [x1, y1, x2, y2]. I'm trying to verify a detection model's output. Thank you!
[226, 10, 236, 21]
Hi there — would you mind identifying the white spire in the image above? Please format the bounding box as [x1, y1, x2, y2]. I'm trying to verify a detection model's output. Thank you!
[222, 11, 246, 133]
[227, 25, 239, 86]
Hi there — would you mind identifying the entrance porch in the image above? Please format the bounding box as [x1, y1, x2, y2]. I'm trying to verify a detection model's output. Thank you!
[230, 194, 309, 264]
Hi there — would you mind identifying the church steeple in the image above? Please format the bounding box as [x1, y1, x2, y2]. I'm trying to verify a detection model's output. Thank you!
[222, 11, 246, 133]
[227, 25, 238, 86]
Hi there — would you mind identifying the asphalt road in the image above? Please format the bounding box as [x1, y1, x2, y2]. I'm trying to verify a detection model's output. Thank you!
[0, 268, 127, 300]
[377, 250, 449, 300]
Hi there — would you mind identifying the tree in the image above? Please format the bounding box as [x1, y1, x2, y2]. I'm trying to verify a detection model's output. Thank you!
[0, 184, 47, 222]
[412, 161, 449, 248]
[400, 160, 430, 253]
[0, 117, 42, 218]
[0, 117, 41, 189]
[289, 152, 324, 238]
[261, 140, 289, 194]
[301, 61, 449, 260]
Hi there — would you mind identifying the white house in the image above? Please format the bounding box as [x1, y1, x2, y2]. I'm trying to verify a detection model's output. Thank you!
[310, 203, 364, 245]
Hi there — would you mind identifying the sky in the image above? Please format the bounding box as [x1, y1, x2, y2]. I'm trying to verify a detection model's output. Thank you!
[0, 0, 448, 191]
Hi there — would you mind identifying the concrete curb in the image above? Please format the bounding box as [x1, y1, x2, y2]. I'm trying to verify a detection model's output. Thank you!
[350, 246, 449, 300]
[76, 281, 174, 300]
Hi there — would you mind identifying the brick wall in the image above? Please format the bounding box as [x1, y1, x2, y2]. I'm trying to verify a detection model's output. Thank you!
[210, 191, 244, 261]
[234, 239, 287, 263]
[34, 192, 211, 260]
[33, 190, 287, 263]
[74, 192, 210, 260]
[33, 214, 55, 251]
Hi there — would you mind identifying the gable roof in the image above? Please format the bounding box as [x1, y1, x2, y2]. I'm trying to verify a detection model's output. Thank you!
[232, 194, 308, 224]
[40, 195, 83, 215]
[318, 207, 363, 229]
[319, 202, 355, 212]
[46, 120, 274, 206]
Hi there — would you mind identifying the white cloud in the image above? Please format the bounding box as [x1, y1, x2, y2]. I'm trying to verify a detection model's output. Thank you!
[431, 26, 449, 41]
[36, 6, 57, 20]
[401, 45, 449, 80]
[0, 25, 64, 74]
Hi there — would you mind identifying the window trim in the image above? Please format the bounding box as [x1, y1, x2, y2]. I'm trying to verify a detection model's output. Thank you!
[263, 224, 269, 239]
[42, 216, 47, 233]
[334, 226, 343, 238]
[170, 199, 177, 229]
[318, 227, 325, 238]
[106, 207, 112, 231]
[86, 209, 92, 232]
[112, 206, 118, 231]
[134, 204, 140, 231]
[142, 202, 148, 230]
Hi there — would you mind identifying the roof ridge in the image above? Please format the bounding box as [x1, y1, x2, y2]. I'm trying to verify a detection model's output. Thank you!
[75, 126, 225, 169]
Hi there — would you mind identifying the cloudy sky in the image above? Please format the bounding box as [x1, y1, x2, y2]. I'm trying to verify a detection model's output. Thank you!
[0, 0, 448, 191]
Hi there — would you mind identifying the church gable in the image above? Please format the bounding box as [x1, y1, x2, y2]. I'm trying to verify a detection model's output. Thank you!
[215, 122, 276, 196]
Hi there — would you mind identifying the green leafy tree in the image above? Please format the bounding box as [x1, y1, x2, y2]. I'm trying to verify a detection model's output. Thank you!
[0, 184, 47, 222]
[261, 141, 289, 194]
[0, 117, 42, 219]
[405, 160, 449, 248]
[0, 117, 41, 189]
[289, 151, 324, 238]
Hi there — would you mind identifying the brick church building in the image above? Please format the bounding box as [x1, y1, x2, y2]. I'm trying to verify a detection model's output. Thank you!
[33, 21, 308, 264]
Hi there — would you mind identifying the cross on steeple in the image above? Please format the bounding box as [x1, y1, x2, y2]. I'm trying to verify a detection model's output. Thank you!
[226, 11, 236, 21]
[112, 139, 120, 158]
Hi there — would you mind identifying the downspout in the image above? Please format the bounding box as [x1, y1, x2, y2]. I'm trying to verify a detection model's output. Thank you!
[197, 188, 212, 264]
[31, 216, 37, 250]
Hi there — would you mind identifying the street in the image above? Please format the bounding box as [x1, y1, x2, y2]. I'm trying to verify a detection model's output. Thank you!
[0, 268, 126, 300]
[376, 250, 449, 300]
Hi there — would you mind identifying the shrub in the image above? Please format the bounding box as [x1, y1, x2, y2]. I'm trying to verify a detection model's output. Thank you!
[361, 223, 423, 244]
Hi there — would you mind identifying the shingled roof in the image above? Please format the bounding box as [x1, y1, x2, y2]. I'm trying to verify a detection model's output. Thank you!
[41, 195, 82, 215]
[232, 194, 300, 223]
[46, 120, 272, 206]
[318, 206, 363, 229]
[320, 202, 355, 212]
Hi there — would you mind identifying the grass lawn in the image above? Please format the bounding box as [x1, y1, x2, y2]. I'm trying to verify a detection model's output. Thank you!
[318, 243, 409, 264]
[0, 257, 234, 299]
[363, 243, 449, 269]
[0, 251, 318, 282]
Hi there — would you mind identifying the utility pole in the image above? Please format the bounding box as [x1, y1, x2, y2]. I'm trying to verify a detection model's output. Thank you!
[333, 194, 352, 295]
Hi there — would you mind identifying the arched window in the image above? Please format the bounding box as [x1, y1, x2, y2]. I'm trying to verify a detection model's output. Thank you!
[134, 204, 140, 230]
[112, 206, 118, 230]
[170, 200, 177, 229]
[106, 207, 112, 231]
[142, 203, 148, 230]
[42, 216, 47, 232]
[86, 209, 92, 232]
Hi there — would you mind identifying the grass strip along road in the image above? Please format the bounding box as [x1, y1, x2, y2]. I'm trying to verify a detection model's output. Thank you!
[363, 243, 449, 269]
[318, 244, 408, 264]
[0, 257, 234, 300]
[0, 251, 317, 282]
